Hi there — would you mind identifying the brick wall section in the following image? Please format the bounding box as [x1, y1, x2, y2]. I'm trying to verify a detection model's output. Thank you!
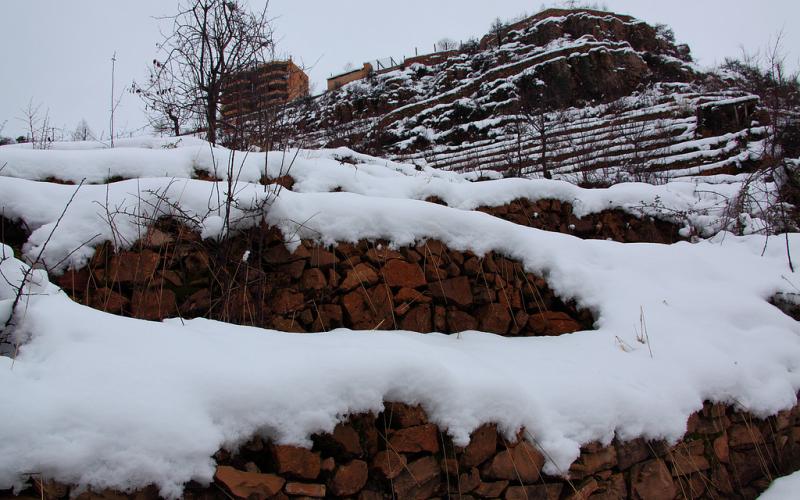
[7, 398, 800, 499]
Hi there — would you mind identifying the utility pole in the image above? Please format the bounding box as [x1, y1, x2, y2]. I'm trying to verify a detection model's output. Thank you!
[110, 52, 117, 148]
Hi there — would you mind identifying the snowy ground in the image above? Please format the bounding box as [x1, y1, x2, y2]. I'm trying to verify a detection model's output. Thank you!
[0, 139, 798, 497]
[759, 470, 800, 499]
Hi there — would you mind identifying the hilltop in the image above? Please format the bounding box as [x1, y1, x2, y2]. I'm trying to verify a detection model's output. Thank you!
[287, 8, 778, 185]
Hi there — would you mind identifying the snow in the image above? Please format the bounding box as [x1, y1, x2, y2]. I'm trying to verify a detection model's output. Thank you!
[0, 141, 779, 275]
[1, 139, 799, 497]
[759, 471, 800, 499]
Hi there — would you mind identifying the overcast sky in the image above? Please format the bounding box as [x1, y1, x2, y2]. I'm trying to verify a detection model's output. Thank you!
[1, 1, 797, 139]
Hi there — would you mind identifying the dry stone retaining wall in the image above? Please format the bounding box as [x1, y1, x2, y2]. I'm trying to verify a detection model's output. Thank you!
[5, 399, 800, 499]
[57, 222, 594, 337]
[472, 199, 683, 244]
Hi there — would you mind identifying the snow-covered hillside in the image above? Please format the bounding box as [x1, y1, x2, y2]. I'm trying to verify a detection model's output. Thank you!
[0, 139, 798, 497]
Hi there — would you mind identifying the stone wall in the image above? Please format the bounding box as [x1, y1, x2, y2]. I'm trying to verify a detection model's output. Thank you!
[57, 221, 595, 337]
[7, 398, 800, 499]
[474, 199, 683, 244]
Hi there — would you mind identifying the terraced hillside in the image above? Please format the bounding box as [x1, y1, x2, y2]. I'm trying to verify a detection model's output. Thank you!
[290, 8, 767, 182]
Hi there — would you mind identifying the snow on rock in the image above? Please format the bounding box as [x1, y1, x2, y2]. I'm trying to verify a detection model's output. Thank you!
[0, 141, 799, 497]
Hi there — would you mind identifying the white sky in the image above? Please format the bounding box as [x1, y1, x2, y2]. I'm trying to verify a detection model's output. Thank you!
[1, 0, 797, 139]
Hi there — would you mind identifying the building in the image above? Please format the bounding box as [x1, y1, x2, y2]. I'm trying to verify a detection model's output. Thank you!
[327, 63, 374, 92]
[221, 60, 309, 126]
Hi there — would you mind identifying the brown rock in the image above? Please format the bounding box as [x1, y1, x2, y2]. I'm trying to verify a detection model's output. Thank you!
[457, 467, 481, 493]
[273, 290, 304, 315]
[477, 303, 512, 334]
[463, 257, 481, 276]
[434, 305, 447, 331]
[58, 267, 92, 292]
[366, 246, 404, 264]
[399, 304, 432, 332]
[630, 459, 676, 500]
[498, 288, 523, 311]
[713, 434, 729, 463]
[333, 423, 363, 456]
[428, 276, 473, 307]
[728, 424, 764, 448]
[284, 482, 326, 497]
[505, 484, 563, 500]
[342, 287, 394, 330]
[278, 260, 306, 280]
[570, 444, 617, 479]
[390, 424, 440, 453]
[383, 260, 426, 288]
[313, 304, 343, 331]
[272, 316, 306, 333]
[310, 247, 337, 267]
[106, 250, 160, 283]
[131, 288, 177, 320]
[214, 466, 285, 499]
[473, 286, 497, 305]
[615, 438, 650, 470]
[393, 456, 441, 500]
[474, 480, 509, 498]
[418, 240, 446, 258]
[158, 270, 182, 287]
[730, 449, 763, 486]
[666, 448, 710, 475]
[269, 174, 295, 190]
[263, 244, 297, 265]
[461, 424, 498, 468]
[592, 473, 627, 500]
[528, 311, 582, 336]
[372, 450, 407, 480]
[91, 287, 129, 313]
[273, 445, 321, 480]
[341, 263, 379, 291]
[394, 287, 431, 304]
[181, 288, 210, 315]
[301, 268, 327, 290]
[386, 402, 428, 428]
[484, 441, 544, 483]
[330, 460, 368, 497]
[565, 478, 598, 500]
[447, 309, 478, 333]
[142, 227, 174, 247]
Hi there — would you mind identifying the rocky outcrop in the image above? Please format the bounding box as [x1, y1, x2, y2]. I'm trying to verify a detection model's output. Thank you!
[6, 398, 800, 499]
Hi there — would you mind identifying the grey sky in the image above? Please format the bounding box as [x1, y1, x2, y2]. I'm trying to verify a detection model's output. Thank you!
[1, 1, 797, 139]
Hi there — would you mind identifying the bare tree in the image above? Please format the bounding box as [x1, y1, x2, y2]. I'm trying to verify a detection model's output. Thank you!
[135, 0, 275, 144]
[133, 58, 190, 137]
[489, 18, 506, 48]
[434, 38, 458, 52]
[0, 120, 12, 146]
[18, 99, 53, 149]
[513, 74, 571, 179]
[72, 118, 96, 142]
